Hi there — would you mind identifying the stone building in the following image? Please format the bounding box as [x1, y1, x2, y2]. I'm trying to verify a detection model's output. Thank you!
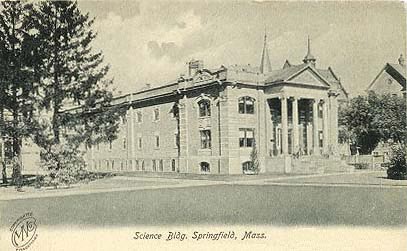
[367, 54, 406, 97]
[85, 35, 349, 174]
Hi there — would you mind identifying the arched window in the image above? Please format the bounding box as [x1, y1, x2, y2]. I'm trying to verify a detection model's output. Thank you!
[242, 161, 252, 174]
[200, 162, 210, 173]
[238, 96, 255, 114]
[198, 99, 211, 117]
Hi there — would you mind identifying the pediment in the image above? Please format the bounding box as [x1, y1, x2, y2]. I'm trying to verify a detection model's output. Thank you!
[193, 71, 214, 83]
[287, 68, 330, 87]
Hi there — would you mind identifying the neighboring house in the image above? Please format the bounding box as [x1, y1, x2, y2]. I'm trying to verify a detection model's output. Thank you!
[83, 35, 349, 175]
[367, 54, 406, 97]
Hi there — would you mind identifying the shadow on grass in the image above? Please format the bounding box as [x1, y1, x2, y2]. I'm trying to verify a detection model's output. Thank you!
[0, 174, 37, 188]
[0, 172, 116, 188]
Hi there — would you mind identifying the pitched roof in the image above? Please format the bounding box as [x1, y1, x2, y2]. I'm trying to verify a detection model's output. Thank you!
[388, 63, 406, 80]
[265, 63, 307, 82]
[367, 62, 406, 91]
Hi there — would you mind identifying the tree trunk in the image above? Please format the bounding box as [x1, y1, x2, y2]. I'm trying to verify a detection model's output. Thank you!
[10, 10, 22, 186]
[0, 105, 6, 184]
[11, 136, 22, 186]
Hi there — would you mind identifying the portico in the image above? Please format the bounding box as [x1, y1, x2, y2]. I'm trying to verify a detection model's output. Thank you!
[266, 93, 337, 158]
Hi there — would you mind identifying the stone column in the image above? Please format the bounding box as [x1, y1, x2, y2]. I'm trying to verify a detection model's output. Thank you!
[281, 96, 288, 155]
[265, 100, 273, 156]
[322, 99, 329, 154]
[292, 97, 299, 154]
[329, 91, 339, 155]
[313, 99, 320, 155]
[129, 106, 135, 170]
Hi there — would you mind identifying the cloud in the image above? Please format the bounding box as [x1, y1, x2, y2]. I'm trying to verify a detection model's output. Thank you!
[79, 1, 406, 97]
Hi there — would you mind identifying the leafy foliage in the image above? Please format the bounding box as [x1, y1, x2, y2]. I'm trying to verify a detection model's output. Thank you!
[387, 144, 407, 180]
[340, 92, 406, 154]
[40, 143, 86, 187]
[30, 1, 122, 148]
[0, 1, 123, 187]
[0, 1, 39, 182]
[249, 142, 260, 174]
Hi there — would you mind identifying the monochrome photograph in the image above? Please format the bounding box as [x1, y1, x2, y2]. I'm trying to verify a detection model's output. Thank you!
[0, 1, 406, 250]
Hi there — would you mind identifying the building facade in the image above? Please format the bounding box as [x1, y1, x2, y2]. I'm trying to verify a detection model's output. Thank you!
[85, 36, 349, 175]
[367, 54, 406, 97]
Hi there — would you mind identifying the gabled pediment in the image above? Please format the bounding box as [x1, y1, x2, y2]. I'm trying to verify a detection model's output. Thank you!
[287, 67, 330, 88]
[193, 70, 214, 83]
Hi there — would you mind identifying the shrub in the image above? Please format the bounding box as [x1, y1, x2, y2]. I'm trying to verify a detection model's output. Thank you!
[248, 142, 260, 174]
[40, 143, 86, 187]
[353, 163, 369, 169]
[387, 144, 407, 180]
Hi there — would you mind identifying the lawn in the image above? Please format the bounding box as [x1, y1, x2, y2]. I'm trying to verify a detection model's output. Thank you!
[269, 171, 407, 186]
[1, 184, 405, 228]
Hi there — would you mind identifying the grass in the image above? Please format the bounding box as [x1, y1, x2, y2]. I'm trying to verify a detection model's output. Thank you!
[1, 184, 405, 227]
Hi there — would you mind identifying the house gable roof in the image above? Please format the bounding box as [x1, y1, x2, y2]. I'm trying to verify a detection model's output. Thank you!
[367, 63, 406, 91]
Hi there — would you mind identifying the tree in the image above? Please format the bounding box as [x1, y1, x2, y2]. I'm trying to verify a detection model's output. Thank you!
[387, 144, 406, 180]
[0, 1, 38, 184]
[340, 92, 407, 154]
[30, 1, 122, 170]
[249, 141, 260, 174]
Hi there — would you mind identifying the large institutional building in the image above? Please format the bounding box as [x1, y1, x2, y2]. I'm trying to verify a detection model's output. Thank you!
[85, 35, 349, 175]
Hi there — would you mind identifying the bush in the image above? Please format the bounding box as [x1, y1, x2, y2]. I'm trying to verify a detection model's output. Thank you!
[387, 144, 407, 180]
[353, 163, 369, 170]
[40, 143, 87, 187]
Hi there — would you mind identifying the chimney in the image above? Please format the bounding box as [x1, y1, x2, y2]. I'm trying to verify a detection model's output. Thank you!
[188, 59, 204, 76]
[398, 54, 405, 67]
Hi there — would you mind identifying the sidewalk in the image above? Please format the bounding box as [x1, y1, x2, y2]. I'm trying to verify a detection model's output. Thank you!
[0, 175, 225, 201]
[1, 170, 405, 201]
[234, 170, 407, 188]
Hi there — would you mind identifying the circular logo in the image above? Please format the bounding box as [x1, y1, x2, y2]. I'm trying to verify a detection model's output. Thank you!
[10, 214, 38, 249]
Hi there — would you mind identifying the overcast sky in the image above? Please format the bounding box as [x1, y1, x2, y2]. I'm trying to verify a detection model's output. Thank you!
[78, 1, 406, 97]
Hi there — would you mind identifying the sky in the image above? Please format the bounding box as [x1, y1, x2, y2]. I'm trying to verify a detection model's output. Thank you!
[78, 0, 406, 97]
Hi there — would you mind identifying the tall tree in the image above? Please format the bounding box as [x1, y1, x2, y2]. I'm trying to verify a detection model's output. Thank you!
[31, 1, 122, 158]
[340, 92, 407, 154]
[0, 1, 38, 184]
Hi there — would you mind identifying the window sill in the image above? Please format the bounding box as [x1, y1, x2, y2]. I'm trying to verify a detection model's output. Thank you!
[198, 116, 211, 119]
[198, 149, 212, 155]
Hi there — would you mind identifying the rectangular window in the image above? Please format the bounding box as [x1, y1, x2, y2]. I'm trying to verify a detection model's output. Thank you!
[319, 130, 323, 148]
[200, 130, 211, 149]
[318, 104, 323, 118]
[138, 136, 142, 149]
[137, 111, 143, 123]
[171, 159, 176, 172]
[155, 135, 160, 148]
[109, 140, 112, 150]
[159, 159, 163, 172]
[239, 128, 255, 147]
[123, 139, 127, 149]
[238, 97, 255, 114]
[152, 160, 157, 172]
[135, 160, 139, 170]
[153, 108, 160, 121]
[174, 133, 179, 148]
